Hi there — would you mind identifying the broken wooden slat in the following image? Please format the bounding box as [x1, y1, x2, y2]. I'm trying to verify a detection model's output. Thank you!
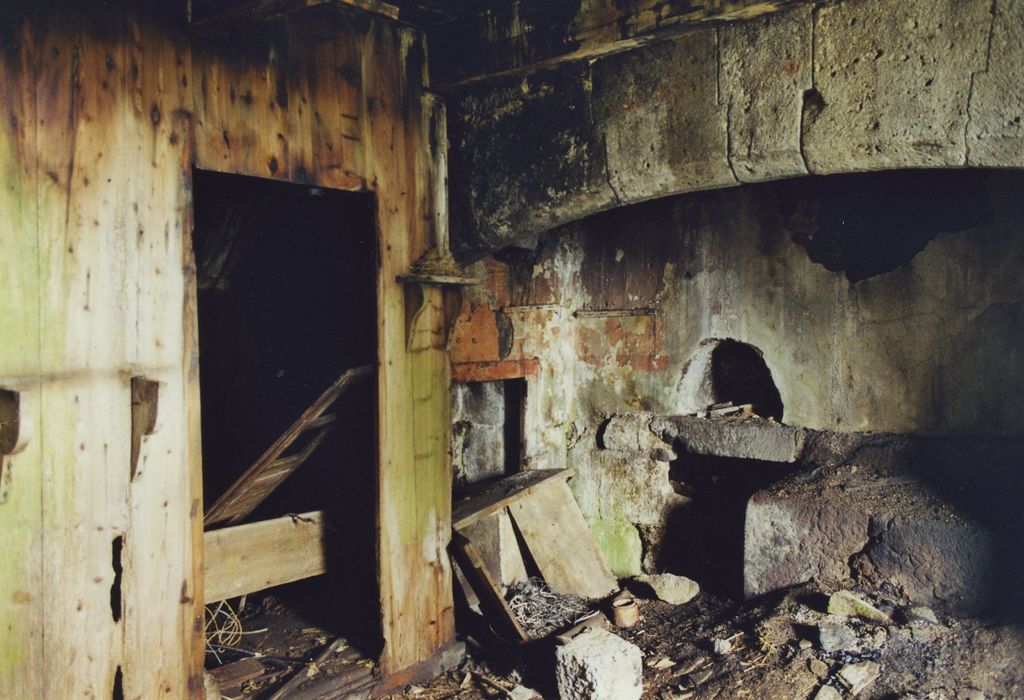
[204, 365, 373, 526]
[204, 510, 328, 603]
[269, 637, 375, 700]
[304, 413, 337, 430]
[507, 479, 618, 600]
[452, 468, 572, 531]
[208, 657, 266, 691]
[449, 531, 529, 643]
[265, 428, 330, 471]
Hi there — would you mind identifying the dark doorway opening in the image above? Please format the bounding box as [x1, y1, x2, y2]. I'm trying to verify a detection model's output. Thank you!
[191, 170, 382, 676]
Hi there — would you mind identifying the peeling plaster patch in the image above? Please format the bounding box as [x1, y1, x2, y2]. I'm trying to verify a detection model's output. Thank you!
[778, 170, 991, 282]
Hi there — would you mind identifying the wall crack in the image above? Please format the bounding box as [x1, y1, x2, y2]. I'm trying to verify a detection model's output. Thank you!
[797, 4, 820, 175]
[719, 28, 741, 184]
[963, 0, 998, 166]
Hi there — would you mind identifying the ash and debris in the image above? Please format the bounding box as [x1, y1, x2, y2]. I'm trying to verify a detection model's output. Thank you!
[506, 577, 594, 639]
[404, 578, 1024, 699]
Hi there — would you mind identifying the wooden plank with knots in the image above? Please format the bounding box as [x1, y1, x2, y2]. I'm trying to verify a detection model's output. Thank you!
[192, 0, 400, 28]
[204, 510, 329, 602]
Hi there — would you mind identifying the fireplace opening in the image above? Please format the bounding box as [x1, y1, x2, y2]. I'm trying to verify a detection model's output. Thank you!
[191, 170, 381, 688]
[451, 378, 526, 492]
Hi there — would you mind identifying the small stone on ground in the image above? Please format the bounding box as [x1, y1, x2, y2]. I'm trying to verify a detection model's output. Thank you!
[636, 573, 700, 605]
[838, 660, 880, 695]
[555, 626, 643, 700]
[828, 590, 891, 624]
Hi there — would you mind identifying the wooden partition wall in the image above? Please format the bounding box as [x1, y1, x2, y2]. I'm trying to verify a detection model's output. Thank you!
[0, 5, 453, 697]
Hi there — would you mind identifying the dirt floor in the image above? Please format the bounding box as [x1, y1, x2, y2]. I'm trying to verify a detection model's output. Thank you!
[205, 576, 1024, 699]
[204, 594, 377, 699]
[392, 579, 1024, 700]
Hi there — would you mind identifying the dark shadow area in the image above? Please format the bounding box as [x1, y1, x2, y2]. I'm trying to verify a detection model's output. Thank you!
[192, 169, 381, 653]
[662, 453, 800, 598]
[904, 437, 1024, 624]
[776, 169, 991, 282]
[709, 340, 784, 421]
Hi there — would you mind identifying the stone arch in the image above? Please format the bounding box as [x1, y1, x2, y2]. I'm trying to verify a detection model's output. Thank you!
[676, 338, 784, 421]
[448, 0, 1024, 260]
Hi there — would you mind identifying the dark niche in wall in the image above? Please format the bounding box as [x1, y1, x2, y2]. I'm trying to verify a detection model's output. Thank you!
[776, 169, 992, 282]
[710, 340, 784, 421]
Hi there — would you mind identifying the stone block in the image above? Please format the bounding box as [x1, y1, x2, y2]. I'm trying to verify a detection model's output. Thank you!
[635, 573, 699, 605]
[967, 0, 1024, 166]
[592, 29, 736, 203]
[837, 660, 880, 695]
[447, 64, 616, 257]
[805, 0, 991, 172]
[817, 619, 861, 654]
[744, 466, 995, 613]
[569, 443, 684, 526]
[827, 590, 891, 624]
[654, 415, 805, 463]
[555, 627, 643, 700]
[854, 517, 994, 615]
[720, 4, 813, 182]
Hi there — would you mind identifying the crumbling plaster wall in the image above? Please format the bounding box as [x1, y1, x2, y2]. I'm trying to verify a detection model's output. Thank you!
[447, 0, 1024, 259]
[448, 171, 1024, 576]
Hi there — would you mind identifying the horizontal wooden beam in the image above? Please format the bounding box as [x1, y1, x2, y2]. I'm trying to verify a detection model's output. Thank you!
[430, 0, 816, 88]
[192, 0, 399, 30]
[204, 511, 329, 603]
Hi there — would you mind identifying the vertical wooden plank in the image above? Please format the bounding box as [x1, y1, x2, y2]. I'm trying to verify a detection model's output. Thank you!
[365, 22, 415, 671]
[0, 15, 43, 699]
[365, 21, 455, 675]
[284, 16, 315, 182]
[35, 8, 132, 697]
[306, 14, 365, 189]
[120, 11, 203, 698]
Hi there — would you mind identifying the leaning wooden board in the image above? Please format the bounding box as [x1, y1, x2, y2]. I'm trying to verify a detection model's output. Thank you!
[204, 365, 373, 526]
[452, 468, 572, 530]
[506, 478, 618, 600]
[449, 531, 529, 643]
[452, 468, 618, 602]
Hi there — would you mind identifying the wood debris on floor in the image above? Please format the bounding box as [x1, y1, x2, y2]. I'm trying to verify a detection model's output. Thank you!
[203, 596, 377, 699]
[406, 578, 1024, 699]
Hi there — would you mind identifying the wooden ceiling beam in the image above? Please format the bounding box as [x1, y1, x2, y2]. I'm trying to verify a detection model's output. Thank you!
[192, 0, 399, 30]
[430, 0, 818, 89]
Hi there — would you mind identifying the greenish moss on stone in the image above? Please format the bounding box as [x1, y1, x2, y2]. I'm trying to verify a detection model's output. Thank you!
[589, 519, 642, 578]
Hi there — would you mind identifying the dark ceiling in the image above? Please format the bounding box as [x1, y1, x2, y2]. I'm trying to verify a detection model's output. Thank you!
[190, 0, 513, 26]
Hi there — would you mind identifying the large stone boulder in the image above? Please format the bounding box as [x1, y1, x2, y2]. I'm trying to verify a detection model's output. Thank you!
[744, 464, 995, 614]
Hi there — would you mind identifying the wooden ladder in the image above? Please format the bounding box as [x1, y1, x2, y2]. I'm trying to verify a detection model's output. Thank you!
[204, 365, 374, 527]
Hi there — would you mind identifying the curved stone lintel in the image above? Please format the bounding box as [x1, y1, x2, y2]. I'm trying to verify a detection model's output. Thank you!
[448, 0, 1024, 261]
